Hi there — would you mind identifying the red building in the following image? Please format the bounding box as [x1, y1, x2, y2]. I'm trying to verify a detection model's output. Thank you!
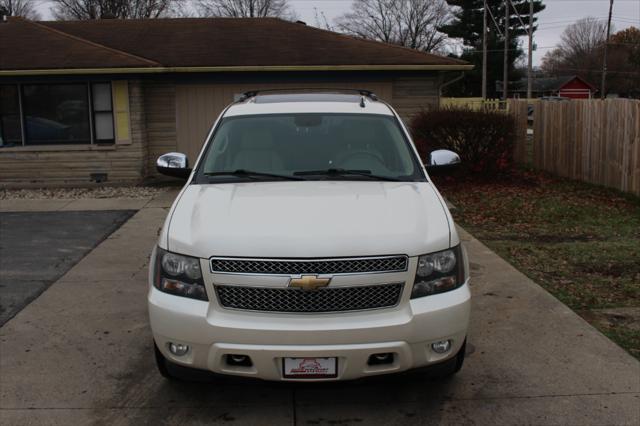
[499, 75, 597, 99]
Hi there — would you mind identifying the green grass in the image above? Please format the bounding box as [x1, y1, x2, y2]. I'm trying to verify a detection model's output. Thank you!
[436, 170, 640, 359]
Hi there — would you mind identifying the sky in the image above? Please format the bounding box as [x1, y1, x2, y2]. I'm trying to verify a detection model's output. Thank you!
[35, 0, 640, 66]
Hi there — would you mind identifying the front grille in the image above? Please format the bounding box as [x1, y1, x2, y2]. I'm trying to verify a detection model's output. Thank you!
[210, 256, 408, 275]
[215, 283, 404, 313]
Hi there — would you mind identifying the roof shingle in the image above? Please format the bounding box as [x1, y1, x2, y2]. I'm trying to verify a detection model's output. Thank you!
[1, 17, 468, 72]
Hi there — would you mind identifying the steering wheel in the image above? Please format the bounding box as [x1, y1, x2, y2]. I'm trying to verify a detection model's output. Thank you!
[337, 150, 386, 168]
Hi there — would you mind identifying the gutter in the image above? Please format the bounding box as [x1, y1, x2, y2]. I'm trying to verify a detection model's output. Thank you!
[438, 72, 466, 97]
[0, 64, 474, 77]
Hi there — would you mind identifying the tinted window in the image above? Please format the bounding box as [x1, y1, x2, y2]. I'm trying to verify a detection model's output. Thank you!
[0, 85, 21, 146]
[22, 84, 90, 145]
[198, 113, 421, 181]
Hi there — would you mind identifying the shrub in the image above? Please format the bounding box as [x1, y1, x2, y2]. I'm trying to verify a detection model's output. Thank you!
[410, 107, 516, 175]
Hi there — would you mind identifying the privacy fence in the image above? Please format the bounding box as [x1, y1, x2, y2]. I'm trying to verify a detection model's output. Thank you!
[509, 99, 640, 196]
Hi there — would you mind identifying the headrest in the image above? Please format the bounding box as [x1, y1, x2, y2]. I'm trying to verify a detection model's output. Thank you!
[239, 126, 274, 150]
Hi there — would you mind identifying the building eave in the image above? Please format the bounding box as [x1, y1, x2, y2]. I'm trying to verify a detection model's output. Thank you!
[0, 64, 474, 77]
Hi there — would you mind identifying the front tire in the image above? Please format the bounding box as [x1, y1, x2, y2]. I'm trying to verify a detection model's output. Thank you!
[154, 342, 173, 379]
[439, 339, 466, 378]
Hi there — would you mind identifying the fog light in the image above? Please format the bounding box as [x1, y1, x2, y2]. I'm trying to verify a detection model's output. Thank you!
[431, 340, 451, 354]
[168, 342, 189, 356]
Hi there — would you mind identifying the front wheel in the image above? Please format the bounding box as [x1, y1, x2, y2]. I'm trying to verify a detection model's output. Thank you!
[154, 341, 173, 379]
[439, 339, 466, 378]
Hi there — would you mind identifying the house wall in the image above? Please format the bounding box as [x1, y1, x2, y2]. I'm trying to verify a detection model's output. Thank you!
[0, 80, 147, 187]
[558, 79, 593, 99]
[145, 72, 441, 180]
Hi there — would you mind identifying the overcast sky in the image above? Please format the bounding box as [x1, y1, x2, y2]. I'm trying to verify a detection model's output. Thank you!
[35, 0, 640, 66]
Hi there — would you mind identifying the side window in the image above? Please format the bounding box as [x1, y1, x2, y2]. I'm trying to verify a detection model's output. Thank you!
[91, 83, 115, 143]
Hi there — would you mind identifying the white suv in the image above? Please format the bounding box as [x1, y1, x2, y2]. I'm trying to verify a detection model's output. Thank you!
[149, 90, 470, 381]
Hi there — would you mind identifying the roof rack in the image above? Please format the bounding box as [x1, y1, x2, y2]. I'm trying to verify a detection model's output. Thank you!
[238, 88, 379, 103]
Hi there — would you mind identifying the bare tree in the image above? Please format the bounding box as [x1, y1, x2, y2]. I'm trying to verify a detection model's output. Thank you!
[197, 0, 292, 18]
[335, 0, 450, 52]
[558, 17, 609, 62]
[541, 17, 611, 85]
[50, 0, 184, 20]
[0, 0, 41, 20]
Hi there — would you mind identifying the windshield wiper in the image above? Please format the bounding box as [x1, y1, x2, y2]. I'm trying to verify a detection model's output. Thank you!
[293, 168, 400, 181]
[204, 169, 305, 181]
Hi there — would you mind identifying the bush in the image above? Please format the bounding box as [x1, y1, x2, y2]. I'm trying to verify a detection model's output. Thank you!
[410, 107, 516, 175]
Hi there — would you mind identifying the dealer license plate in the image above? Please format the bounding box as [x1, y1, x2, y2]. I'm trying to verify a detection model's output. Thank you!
[282, 357, 338, 379]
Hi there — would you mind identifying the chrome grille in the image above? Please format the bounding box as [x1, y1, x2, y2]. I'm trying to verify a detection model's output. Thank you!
[210, 256, 408, 275]
[215, 283, 404, 313]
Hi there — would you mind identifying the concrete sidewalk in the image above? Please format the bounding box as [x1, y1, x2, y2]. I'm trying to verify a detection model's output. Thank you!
[0, 195, 638, 425]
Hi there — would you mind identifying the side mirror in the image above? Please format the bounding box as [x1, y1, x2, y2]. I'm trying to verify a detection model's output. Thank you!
[426, 149, 461, 174]
[156, 152, 191, 179]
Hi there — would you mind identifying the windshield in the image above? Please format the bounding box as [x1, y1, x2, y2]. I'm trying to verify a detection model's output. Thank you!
[194, 113, 423, 183]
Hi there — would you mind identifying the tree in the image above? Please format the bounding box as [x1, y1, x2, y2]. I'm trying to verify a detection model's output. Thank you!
[0, 0, 40, 20]
[197, 0, 292, 18]
[50, 0, 183, 20]
[335, 0, 451, 53]
[540, 18, 608, 90]
[541, 23, 639, 97]
[439, 0, 545, 97]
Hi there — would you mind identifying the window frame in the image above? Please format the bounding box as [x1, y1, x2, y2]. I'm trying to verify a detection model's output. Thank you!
[90, 82, 115, 144]
[0, 81, 116, 147]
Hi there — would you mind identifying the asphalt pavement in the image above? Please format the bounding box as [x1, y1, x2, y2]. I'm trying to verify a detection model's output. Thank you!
[0, 210, 135, 326]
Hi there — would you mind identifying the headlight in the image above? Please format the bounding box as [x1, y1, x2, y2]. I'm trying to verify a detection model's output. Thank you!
[154, 247, 208, 301]
[411, 245, 465, 299]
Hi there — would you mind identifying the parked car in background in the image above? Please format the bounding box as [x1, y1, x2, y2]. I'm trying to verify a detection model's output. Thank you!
[148, 90, 471, 381]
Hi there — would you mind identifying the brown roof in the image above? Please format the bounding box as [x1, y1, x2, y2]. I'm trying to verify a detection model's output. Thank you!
[1, 17, 469, 74]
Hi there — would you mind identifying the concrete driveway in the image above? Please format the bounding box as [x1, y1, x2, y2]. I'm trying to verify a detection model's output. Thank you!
[0, 191, 638, 425]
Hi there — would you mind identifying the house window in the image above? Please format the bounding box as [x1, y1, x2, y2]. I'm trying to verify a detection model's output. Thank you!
[22, 84, 91, 145]
[91, 83, 114, 143]
[0, 85, 22, 146]
[0, 82, 116, 147]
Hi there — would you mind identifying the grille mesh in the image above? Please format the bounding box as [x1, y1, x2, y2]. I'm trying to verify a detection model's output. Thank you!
[215, 283, 404, 313]
[210, 256, 408, 275]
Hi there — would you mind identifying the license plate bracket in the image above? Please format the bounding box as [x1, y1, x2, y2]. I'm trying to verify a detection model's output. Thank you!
[282, 357, 338, 379]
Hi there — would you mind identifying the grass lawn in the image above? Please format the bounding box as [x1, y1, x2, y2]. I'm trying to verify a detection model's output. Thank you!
[435, 170, 640, 359]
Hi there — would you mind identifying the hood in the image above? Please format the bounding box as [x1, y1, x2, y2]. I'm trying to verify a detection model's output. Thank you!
[165, 181, 451, 259]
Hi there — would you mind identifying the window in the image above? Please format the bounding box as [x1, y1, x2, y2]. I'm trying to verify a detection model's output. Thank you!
[91, 83, 114, 143]
[0, 85, 21, 146]
[196, 113, 422, 182]
[22, 84, 91, 145]
[0, 82, 116, 147]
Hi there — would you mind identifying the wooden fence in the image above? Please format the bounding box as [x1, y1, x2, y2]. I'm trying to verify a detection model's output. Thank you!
[532, 99, 640, 196]
[507, 99, 529, 165]
[441, 97, 508, 111]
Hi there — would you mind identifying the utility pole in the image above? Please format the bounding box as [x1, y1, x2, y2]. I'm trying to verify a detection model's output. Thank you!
[527, 0, 533, 100]
[503, 0, 509, 100]
[601, 0, 614, 99]
[482, 0, 488, 99]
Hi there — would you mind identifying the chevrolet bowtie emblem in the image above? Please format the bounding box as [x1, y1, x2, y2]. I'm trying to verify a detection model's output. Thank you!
[289, 275, 331, 291]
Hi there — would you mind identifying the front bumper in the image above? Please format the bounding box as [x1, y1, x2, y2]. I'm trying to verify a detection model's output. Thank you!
[148, 281, 471, 381]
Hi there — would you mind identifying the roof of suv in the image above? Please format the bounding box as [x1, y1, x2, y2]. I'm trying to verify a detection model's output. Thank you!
[224, 91, 395, 117]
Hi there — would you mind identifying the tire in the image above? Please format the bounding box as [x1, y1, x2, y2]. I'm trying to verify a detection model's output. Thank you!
[439, 339, 466, 378]
[154, 341, 174, 379]
[154, 341, 213, 381]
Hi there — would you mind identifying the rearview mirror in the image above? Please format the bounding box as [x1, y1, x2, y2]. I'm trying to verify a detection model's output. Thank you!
[426, 149, 461, 174]
[157, 152, 191, 179]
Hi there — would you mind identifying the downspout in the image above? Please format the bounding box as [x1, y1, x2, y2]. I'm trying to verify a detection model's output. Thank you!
[438, 72, 465, 106]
